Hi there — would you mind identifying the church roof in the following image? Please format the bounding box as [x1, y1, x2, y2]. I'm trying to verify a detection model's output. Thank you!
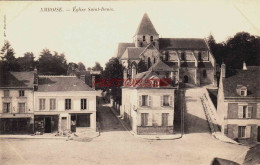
[159, 38, 208, 50]
[135, 13, 159, 36]
[116, 43, 135, 59]
[120, 47, 145, 60]
[150, 60, 172, 71]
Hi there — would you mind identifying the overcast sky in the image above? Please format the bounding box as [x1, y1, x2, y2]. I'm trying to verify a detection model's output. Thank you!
[0, 0, 259, 68]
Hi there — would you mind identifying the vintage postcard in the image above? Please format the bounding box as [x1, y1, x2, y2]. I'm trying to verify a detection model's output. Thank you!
[0, 0, 260, 165]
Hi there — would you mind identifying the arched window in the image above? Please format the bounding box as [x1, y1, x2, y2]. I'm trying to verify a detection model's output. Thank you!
[154, 58, 156, 64]
[143, 36, 146, 41]
[165, 51, 169, 61]
[148, 57, 151, 68]
[203, 70, 207, 78]
[150, 36, 153, 42]
[181, 52, 185, 61]
[198, 52, 202, 61]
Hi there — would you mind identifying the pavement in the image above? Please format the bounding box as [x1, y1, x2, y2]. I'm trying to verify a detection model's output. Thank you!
[0, 103, 249, 165]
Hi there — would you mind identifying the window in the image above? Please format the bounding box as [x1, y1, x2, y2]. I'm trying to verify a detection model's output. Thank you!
[18, 103, 25, 113]
[240, 90, 247, 96]
[238, 105, 253, 119]
[238, 126, 246, 138]
[162, 113, 169, 126]
[165, 51, 169, 61]
[4, 90, 9, 97]
[65, 99, 71, 110]
[154, 58, 156, 64]
[19, 90, 24, 97]
[142, 95, 148, 106]
[50, 99, 56, 110]
[141, 113, 148, 126]
[148, 57, 151, 68]
[181, 52, 185, 60]
[203, 70, 207, 78]
[3, 103, 10, 113]
[81, 99, 87, 110]
[163, 95, 169, 106]
[150, 36, 153, 42]
[143, 36, 146, 41]
[39, 99, 45, 110]
[198, 52, 202, 61]
[161, 95, 173, 107]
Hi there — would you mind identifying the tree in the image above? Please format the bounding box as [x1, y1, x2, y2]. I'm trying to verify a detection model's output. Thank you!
[17, 52, 35, 71]
[92, 62, 103, 71]
[0, 40, 19, 71]
[37, 49, 68, 75]
[102, 58, 124, 103]
[137, 59, 148, 73]
[78, 62, 86, 72]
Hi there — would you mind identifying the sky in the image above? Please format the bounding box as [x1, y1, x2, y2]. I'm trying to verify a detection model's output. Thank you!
[0, 0, 260, 68]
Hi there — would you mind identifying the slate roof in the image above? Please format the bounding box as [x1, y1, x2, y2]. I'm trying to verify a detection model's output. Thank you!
[135, 13, 159, 36]
[120, 47, 145, 60]
[116, 43, 135, 59]
[150, 60, 172, 71]
[159, 38, 208, 50]
[37, 76, 94, 92]
[181, 62, 196, 68]
[198, 62, 213, 68]
[0, 71, 34, 88]
[223, 69, 260, 98]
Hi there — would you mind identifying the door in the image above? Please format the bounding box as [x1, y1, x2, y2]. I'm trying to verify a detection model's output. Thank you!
[258, 126, 260, 142]
[61, 117, 67, 131]
[44, 117, 51, 133]
[184, 75, 188, 83]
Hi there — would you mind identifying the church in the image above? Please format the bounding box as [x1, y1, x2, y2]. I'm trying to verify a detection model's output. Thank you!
[116, 13, 216, 86]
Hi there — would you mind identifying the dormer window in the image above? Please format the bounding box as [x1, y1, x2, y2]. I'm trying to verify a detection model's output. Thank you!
[241, 90, 247, 96]
[237, 85, 247, 96]
[150, 36, 153, 42]
[143, 36, 146, 41]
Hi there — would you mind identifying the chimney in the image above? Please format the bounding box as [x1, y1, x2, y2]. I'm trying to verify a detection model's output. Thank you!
[33, 67, 38, 91]
[243, 61, 247, 70]
[221, 63, 226, 78]
[80, 75, 86, 83]
[91, 75, 96, 89]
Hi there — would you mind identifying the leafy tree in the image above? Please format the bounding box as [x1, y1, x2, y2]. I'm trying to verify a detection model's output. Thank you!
[137, 59, 148, 73]
[37, 49, 68, 75]
[0, 40, 19, 71]
[78, 62, 86, 72]
[92, 62, 103, 71]
[102, 58, 124, 103]
[17, 52, 35, 71]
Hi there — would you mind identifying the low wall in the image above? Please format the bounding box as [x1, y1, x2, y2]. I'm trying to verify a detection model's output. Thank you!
[137, 126, 174, 135]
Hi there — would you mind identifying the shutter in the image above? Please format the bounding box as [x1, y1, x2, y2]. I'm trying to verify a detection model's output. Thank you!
[247, 106, 253, 118]
[139, 96, 142, 106]
[169, 96, 173, 107]
[160, 96, 163, 107]
[148, 96, 152, 106]
[238, 106, 243, 118]
[246, 126, 251, 138]
[257, 106, 260, 118]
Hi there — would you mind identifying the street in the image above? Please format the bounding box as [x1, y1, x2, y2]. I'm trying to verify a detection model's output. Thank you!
[0, 103, 248, 165]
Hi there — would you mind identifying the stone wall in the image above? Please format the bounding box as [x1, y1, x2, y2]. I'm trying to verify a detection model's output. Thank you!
[137, 126, 174, 135]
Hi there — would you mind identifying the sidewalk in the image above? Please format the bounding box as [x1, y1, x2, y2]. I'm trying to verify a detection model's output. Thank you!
[108, 104, 182, 140]
[0, 129, 99, 140]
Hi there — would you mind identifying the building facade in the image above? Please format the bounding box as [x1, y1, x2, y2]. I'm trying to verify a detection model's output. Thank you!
[217, 63, 260, 142]
[116, 13, 216, 87]
[0, 71, 35, 134]
[121, 65, 175, 135]
[0, 70, 99, 134]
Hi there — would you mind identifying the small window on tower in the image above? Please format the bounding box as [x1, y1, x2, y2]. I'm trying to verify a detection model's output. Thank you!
[150, 36, 153, 42]
[143, 36, 146, 41]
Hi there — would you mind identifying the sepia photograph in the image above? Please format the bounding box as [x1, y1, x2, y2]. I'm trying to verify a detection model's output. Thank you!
[0, 0, 260, 164]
